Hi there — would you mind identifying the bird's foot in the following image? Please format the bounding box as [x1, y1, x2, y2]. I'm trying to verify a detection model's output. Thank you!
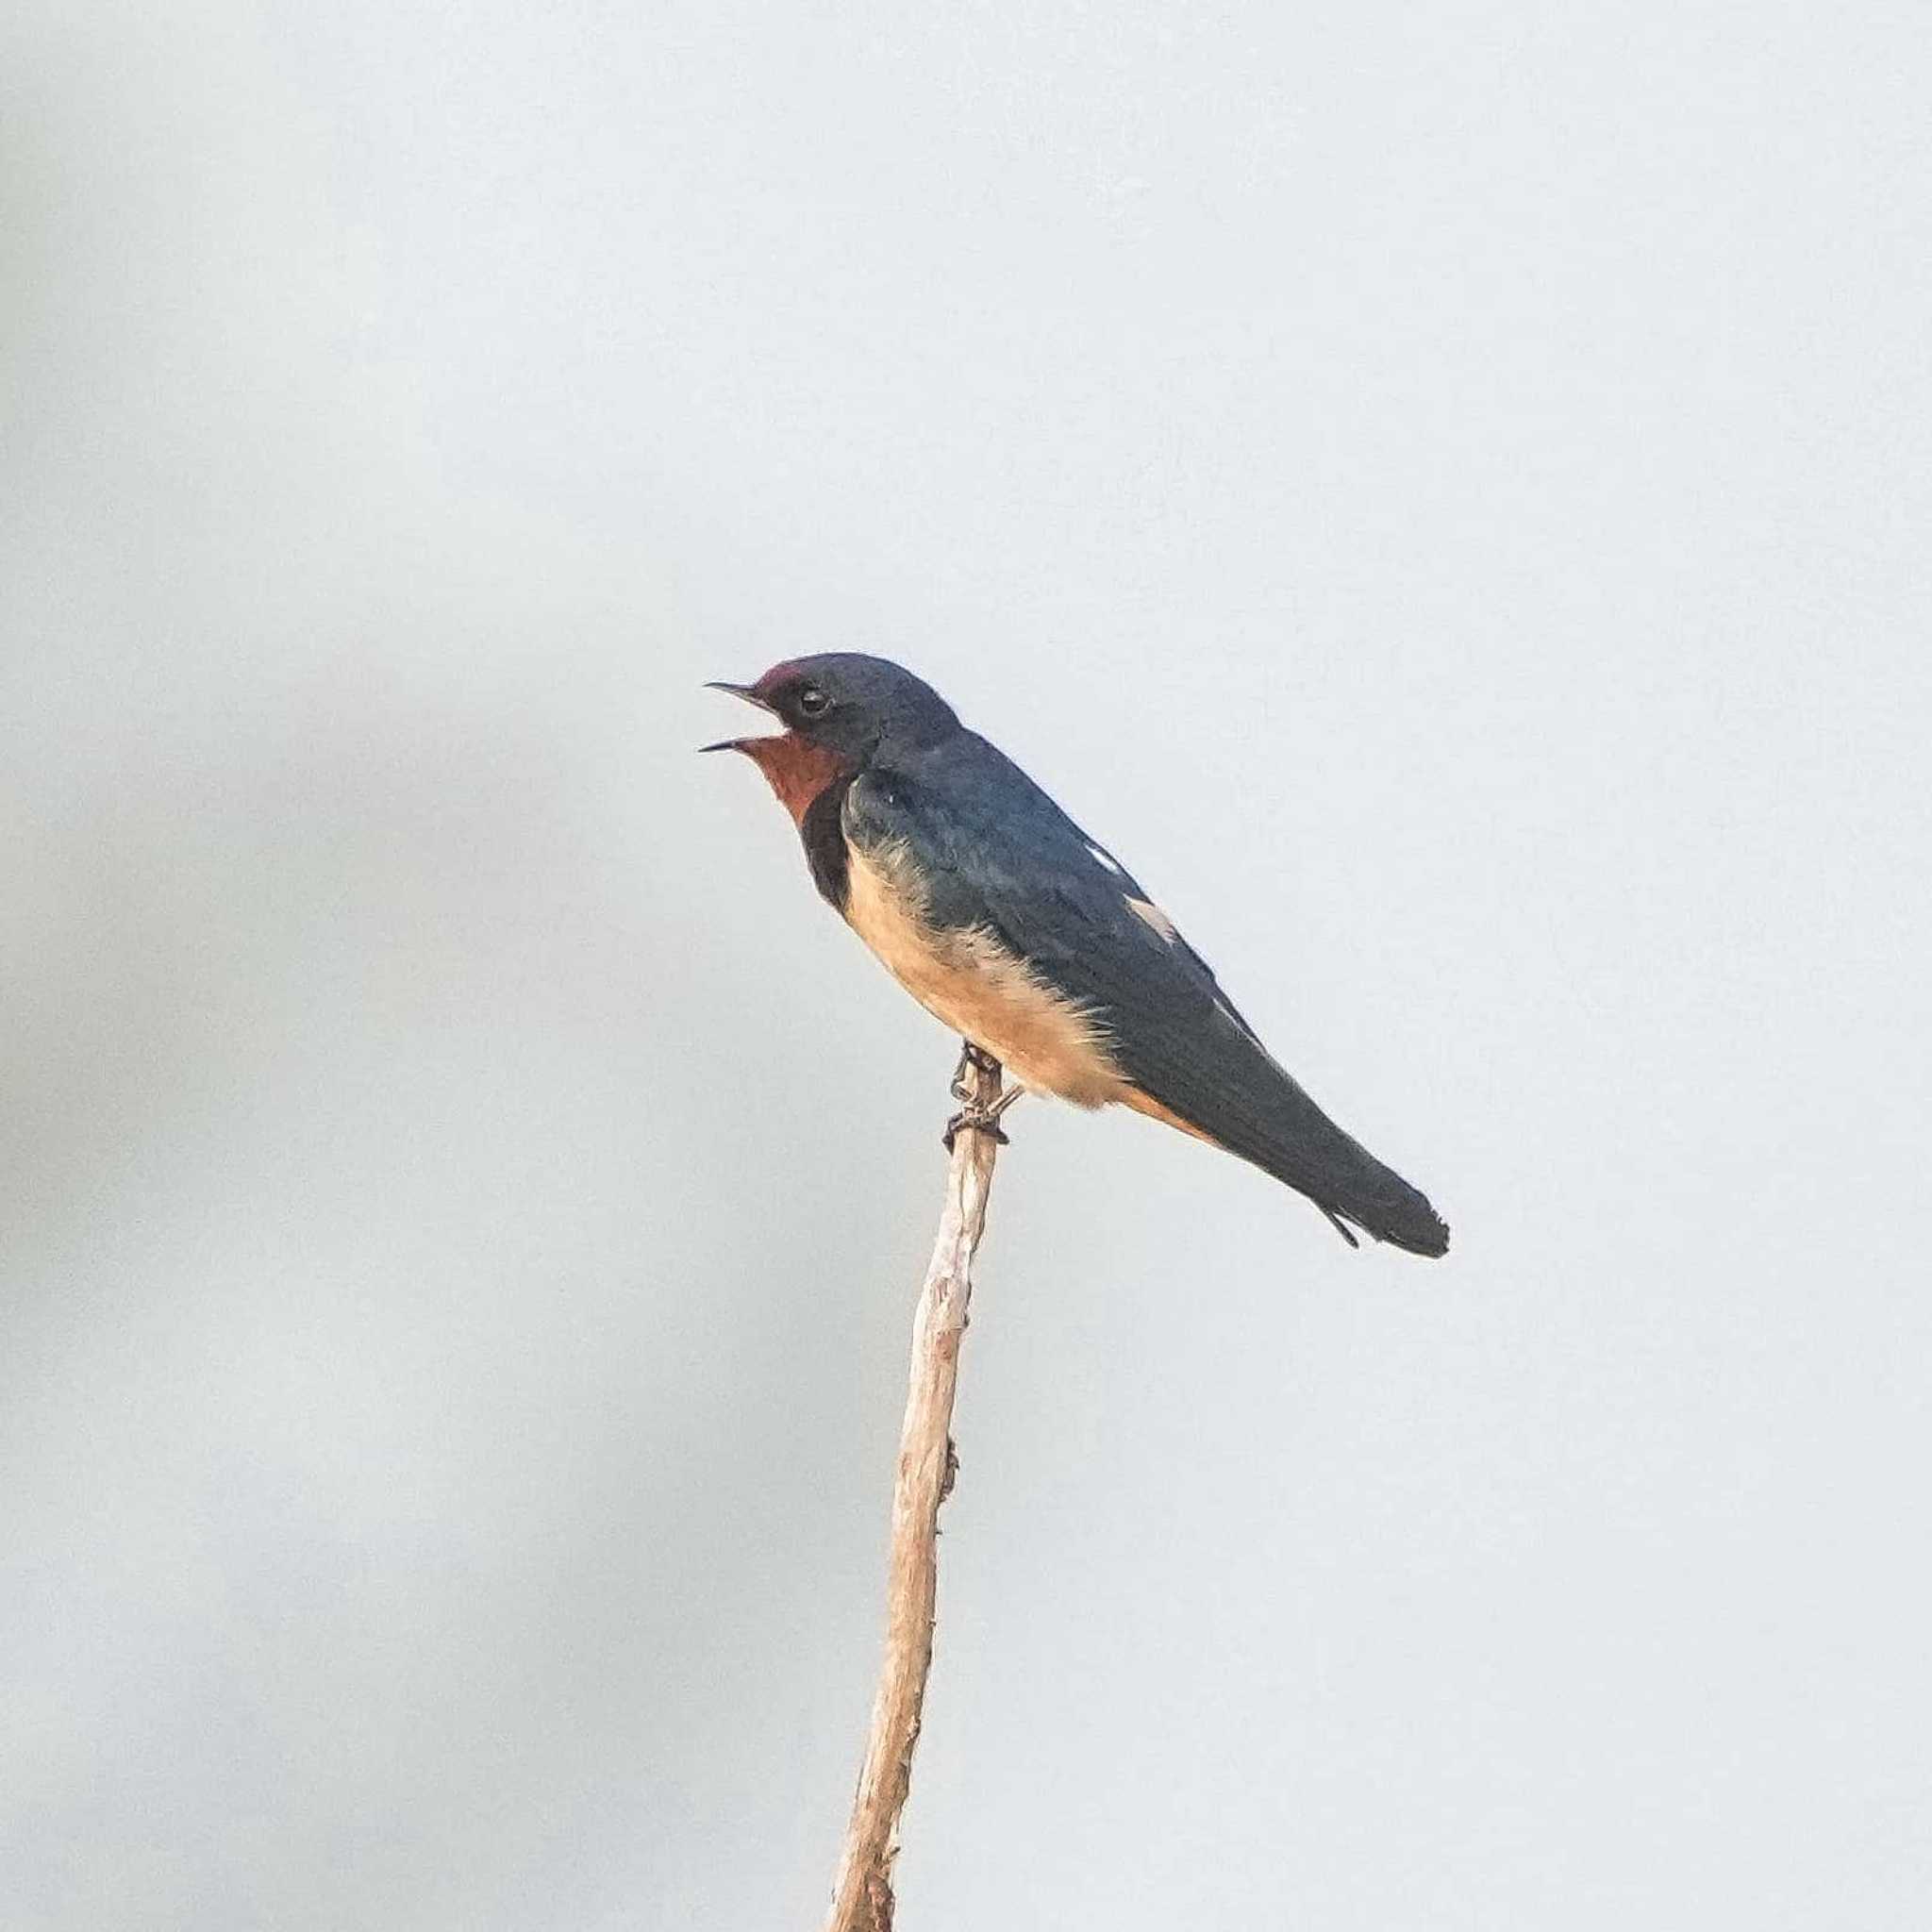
[942, 1104, 1011, 1154]
[941, 1078, 1024, 1153]
[945, 1041, 1019, 1150]
[949, 1041, 1002, 1103]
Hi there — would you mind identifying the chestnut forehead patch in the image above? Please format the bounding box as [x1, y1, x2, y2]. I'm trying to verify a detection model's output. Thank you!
[751, 658, 806, 701]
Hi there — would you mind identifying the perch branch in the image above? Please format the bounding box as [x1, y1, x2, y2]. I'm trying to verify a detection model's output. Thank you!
[822, 1047, 1007, 1932]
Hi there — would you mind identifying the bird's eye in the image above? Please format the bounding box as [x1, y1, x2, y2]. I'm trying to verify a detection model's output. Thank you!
[796, 685, 830, 719]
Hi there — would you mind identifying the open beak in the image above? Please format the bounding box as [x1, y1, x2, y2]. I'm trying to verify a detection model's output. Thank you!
[701, 678, 777, 754]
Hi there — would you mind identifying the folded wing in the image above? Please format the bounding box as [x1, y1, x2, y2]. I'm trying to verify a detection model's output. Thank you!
[847, 738, 1449, 1257]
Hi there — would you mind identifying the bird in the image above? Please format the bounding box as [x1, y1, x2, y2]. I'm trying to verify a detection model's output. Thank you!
[705, 654, 1448, 1257]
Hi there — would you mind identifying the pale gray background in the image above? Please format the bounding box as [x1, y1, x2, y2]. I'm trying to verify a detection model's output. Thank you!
[5, 4, 1928, 1927]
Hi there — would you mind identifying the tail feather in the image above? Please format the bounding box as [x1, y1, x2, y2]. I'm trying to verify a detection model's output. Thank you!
[1224, 1082, 1449, 1257]
[1123, 1041, 1450, 1258]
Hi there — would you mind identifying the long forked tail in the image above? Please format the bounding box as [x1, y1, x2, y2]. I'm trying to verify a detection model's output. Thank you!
[1301, 1135, 1449, 1257]
[1246, 1101, 1448, 1257]
[1123, 1043, 1450, 1257]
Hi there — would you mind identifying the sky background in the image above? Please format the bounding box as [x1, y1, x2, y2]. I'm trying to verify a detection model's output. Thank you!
[5, 4, 1929, 1927]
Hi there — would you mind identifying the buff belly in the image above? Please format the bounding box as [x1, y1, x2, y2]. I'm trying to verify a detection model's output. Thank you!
[841, 842, 1125, 1106]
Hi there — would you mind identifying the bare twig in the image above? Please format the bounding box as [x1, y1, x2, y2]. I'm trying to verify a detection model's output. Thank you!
[822, 1049, 1007, 1932]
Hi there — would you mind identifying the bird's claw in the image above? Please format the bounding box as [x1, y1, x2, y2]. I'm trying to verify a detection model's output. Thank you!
[943, 1106, 1011, 1153]
[947, 1041, 1014, 1148]
[950, 1041, 1001, 1102]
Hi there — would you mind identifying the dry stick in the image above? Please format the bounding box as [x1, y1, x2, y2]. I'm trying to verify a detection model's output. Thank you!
[822, 1050, 1007, 1932]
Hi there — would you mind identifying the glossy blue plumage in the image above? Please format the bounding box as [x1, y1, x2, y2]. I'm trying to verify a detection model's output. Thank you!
[719, 654, 1448, 1256]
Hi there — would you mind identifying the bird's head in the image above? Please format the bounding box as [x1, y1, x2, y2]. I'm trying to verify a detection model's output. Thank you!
[703, 654, 958, 818]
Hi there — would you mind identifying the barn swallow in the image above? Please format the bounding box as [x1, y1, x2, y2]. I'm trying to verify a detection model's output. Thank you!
[706, 655, 1448, 1257]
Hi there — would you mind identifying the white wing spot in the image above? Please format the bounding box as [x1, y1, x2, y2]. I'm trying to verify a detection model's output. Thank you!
[1087, 843, 1125, 876]
[1127, 896, 1179, 943]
